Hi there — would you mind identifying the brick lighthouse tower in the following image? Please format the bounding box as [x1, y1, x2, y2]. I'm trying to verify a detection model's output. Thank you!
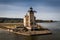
[28, 7, 36, 28]
[24, 7, 36, 30]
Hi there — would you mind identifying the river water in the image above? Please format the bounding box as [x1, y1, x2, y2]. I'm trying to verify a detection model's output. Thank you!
[0, 22, 60, 40]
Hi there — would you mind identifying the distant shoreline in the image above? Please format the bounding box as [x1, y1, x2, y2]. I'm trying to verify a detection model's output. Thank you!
[0, 17, 58, 23]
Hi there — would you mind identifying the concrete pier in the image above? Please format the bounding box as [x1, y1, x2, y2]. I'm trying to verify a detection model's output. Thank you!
[9, 30, 52, 36]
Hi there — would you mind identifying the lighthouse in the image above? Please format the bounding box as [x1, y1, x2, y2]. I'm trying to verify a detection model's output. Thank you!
[23, 7, 42, 30]
[24, 7, 36, 29]
[28, 7, 36, 27]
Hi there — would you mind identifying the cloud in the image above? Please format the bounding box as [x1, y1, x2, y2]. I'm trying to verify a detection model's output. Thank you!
[34, 5, 60, 20]
[0, 0, 60, 20]
[0, 4, 29, 18]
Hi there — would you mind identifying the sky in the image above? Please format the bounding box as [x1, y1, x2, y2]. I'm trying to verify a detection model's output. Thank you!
[0, 0, 60, 21]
